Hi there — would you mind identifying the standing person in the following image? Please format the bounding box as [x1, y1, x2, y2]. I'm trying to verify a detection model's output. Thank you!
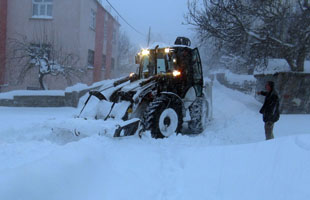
[257, 81, 280, 140]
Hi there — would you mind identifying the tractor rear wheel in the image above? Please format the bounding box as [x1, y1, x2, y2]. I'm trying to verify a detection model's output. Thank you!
[143, 95, 183, 138]
[188, 97, 209, 134]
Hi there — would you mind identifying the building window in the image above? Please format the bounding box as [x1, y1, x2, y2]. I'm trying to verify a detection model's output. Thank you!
[102, 55, 106, 70]
[105, 12, 109, 23]
[104, 13, 109, 40]
[111, 58, 115, 70]
[104, 28, 108, 41]
[32, 0, 53, 18]
[112, 28, 117, 44]
[88, 49, 95, 68]
[90, 9, 96, 30]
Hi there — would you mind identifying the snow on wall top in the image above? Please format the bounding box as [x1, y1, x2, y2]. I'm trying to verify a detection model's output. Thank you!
[254, 59, 310, 75]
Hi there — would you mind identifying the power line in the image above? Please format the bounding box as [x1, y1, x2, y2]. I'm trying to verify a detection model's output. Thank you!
[105, 0, 146, 37]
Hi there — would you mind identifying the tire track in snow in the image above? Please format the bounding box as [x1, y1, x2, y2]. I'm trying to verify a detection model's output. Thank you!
[157, 143, 185, 200]
[295, 135, 310, 151]
[201, 81, 263, 145]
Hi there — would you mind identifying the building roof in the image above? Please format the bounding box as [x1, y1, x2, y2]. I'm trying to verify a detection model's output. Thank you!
[94, 0, 120, 26]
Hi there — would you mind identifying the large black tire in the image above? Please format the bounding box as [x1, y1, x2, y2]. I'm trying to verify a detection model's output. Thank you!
[188, 97, 209, 134]
[143, 95, 183, 138]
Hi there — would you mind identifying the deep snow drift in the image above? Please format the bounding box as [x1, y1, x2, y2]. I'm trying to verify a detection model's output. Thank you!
[0, 82, 309, 200]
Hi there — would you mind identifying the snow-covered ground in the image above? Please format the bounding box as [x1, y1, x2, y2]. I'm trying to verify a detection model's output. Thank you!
[0, 81, 309, 200]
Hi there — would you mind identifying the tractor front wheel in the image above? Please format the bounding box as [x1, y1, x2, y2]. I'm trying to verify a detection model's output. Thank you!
[143, 95, 183, 138]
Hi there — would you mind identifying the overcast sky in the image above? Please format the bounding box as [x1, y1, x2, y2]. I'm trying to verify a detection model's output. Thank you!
[101, 0, 195, 48]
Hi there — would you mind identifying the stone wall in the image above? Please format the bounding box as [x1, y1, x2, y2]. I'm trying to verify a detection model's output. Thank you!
[216, 73, 256, 94]
[0, 85, 101, 107]
[254, 72, 310, 114]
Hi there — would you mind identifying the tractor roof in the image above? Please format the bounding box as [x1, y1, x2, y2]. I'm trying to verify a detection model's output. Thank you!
[147, 37, 194, 51]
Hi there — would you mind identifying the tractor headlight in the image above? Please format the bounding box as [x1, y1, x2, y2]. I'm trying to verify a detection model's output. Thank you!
[165, 48, 170, 54]
[173, 70, 181, 77]
[141, 49, 150, 56]
[127, 107, 133, 114]
[129, 72, 135, 77]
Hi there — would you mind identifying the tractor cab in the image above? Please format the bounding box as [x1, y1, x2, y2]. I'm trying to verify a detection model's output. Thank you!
[135, 37, 204, 97]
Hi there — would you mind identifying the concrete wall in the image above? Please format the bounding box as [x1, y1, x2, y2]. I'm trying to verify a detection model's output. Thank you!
[255, 73, 310, 114]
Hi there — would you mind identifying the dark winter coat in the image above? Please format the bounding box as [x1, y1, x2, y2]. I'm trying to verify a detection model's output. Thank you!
[259, 90, 280, 123]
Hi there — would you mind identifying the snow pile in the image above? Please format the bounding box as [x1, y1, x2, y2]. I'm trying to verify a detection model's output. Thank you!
[254, 59, 310, 75]
[65, 83, 89, 93]
[65, 77, 126, 93]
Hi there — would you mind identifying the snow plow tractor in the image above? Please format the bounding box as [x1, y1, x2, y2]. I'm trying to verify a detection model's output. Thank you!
[62, 37, 212, 139]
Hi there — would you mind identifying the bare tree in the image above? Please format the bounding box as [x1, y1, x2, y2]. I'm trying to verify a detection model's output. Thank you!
[8, 34, 83, 90]
[116, 31, 138, 76]
[186, 0, 310, 72]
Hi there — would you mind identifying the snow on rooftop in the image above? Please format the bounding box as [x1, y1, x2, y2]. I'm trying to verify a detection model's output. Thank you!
[148, 42, 170, 49]
[147, 42, 194, 50]
[254, 59, 310, 75]
[209, 69, 255, 84]
[225, 71, 256, 84]
[172, 44, 194, 49]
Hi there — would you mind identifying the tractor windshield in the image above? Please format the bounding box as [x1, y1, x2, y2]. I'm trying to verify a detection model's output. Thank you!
[168, 47, 192, 72]
[138, 47, 196, 78]
[140, 55, 155, 78]
[157, 58, 166, 73]
[142, 56, 149, 73]
[139, 50, 168, 78]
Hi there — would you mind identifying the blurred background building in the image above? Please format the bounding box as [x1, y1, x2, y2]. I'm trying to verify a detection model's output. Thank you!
[0, 0, 120, 91]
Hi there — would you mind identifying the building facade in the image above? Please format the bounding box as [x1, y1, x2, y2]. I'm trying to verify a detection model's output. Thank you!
[0, 0, 119, 91]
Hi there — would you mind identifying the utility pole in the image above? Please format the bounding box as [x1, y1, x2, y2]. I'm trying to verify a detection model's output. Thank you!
[147, 26, 151, 47]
